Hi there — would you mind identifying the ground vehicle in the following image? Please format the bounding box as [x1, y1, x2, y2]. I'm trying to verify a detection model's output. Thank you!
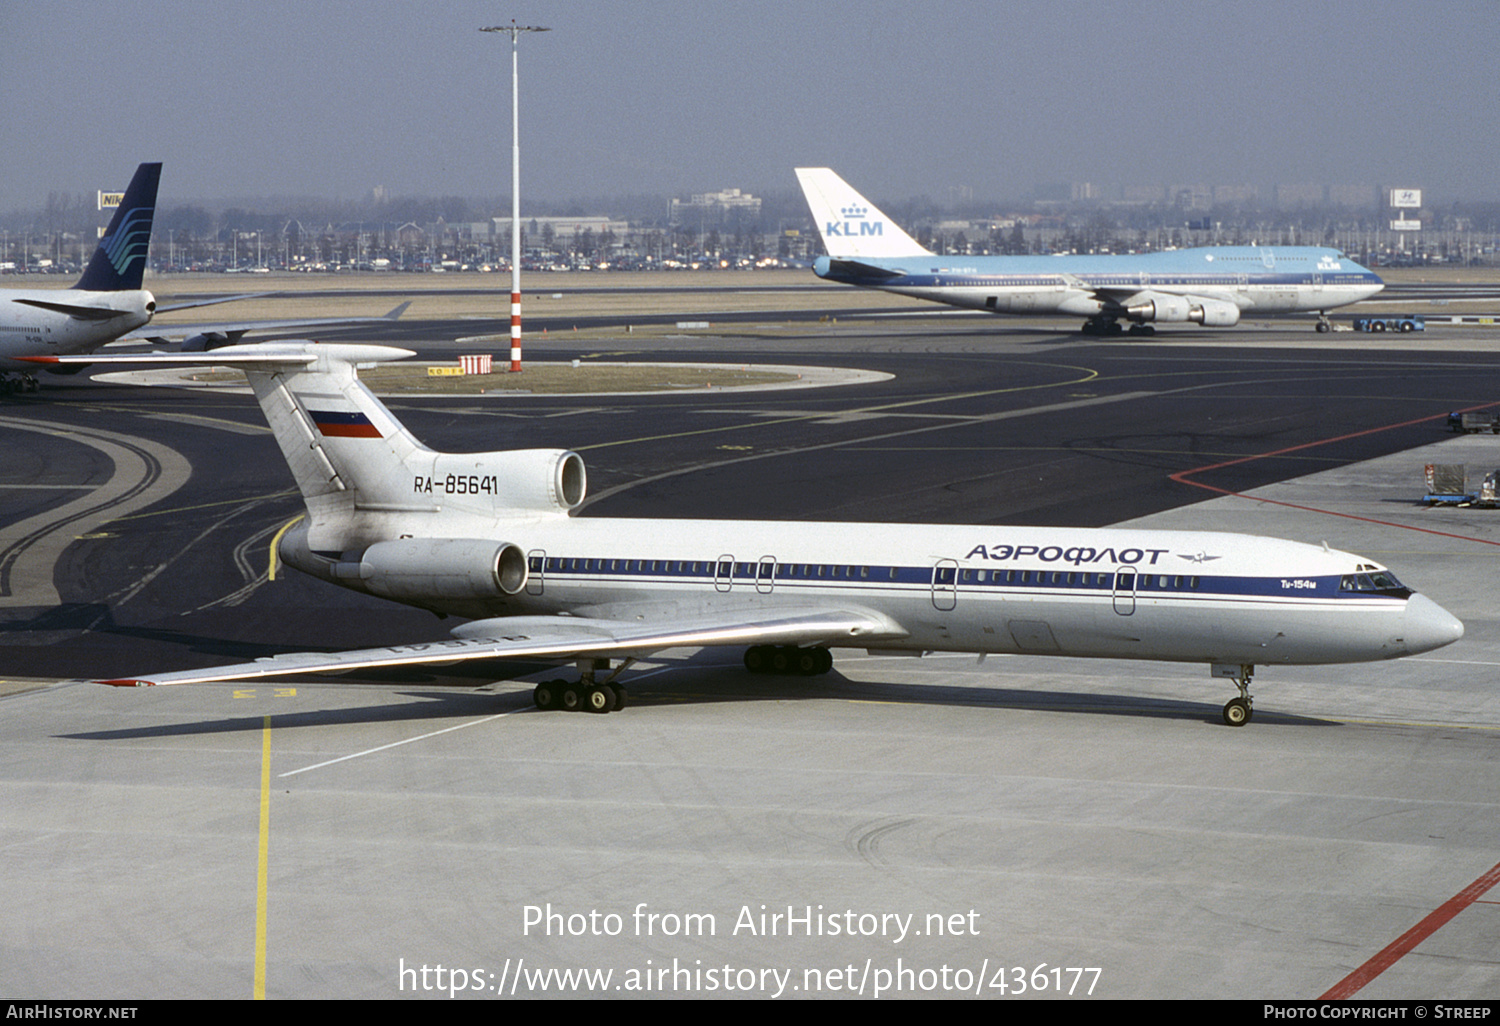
[1352, 315, 1424, 333]
[1447, 412, 1499, 434]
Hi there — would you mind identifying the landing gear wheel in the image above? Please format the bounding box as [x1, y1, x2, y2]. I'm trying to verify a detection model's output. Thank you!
[609, 683, 627, 710]
[793, 648, 820, 675]
[560, 684, 583, 712]
[744, 645, 769, 673]
[584, 684, 617, 714]
[533, 680, 561, 710]
[814, 648, 833, 675]
[1222, 697, 1252, 727]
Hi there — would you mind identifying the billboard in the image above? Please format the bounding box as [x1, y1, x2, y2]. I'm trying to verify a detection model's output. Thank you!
[1390, 189, 1422, 209]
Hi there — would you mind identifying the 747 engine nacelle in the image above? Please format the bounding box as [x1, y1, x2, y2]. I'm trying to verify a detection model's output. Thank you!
[1125, 293, 1241, 326]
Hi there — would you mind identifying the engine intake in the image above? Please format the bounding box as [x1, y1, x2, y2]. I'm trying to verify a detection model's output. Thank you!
[356, 538, 528, 601]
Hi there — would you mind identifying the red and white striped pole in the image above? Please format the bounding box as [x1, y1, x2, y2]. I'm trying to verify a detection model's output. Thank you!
[510, 287, 522, 372]
[481, 21, 549, 373]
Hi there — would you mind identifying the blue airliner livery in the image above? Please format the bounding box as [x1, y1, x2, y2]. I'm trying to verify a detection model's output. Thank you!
[796, 168, 1385, 335]
[34, 342, 1463, 727]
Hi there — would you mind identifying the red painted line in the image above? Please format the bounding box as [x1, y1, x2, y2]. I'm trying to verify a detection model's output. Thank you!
[1169, 404, 1500, 547]
[1321, 859, 1500, 999]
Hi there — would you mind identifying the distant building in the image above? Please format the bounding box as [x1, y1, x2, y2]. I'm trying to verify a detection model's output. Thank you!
[670, 188, 762, 225]
[1170, 184, 1213, 212]
[1327, 184, 1378, 209]
[1122, 184, 1167, 204]
[1275, 183, 1325, 210]
[1212, 183, 1259, 205]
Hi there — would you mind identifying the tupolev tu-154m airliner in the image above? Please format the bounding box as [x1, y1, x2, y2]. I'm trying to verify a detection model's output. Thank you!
[796, 168, 1385, 335]
[31, 342, 1461, 726]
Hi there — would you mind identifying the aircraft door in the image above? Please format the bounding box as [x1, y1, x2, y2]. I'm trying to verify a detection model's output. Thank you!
[756, 557, 776, 594]
[715, 554, 734, 593]
[932, 559, 958, 611]
[1112, 567, 1137, 615]
[527, 550, 545, 595]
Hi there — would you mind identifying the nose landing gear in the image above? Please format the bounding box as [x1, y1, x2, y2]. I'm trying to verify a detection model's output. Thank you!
[1214, 663, 1255, 726]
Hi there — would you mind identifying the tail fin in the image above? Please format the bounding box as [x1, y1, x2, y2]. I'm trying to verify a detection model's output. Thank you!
[794, 167, 930, 259]
[26, 342, 587, 551]
[75, 162, 161, 291]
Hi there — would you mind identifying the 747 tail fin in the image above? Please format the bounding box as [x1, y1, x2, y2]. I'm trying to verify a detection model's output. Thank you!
[794, 167, 930, 260]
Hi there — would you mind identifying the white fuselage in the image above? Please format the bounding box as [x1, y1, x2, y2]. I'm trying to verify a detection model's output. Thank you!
[0, 288, 155, 370]
[283, 513, 1461, 669]
[814, 248, 1384, 323]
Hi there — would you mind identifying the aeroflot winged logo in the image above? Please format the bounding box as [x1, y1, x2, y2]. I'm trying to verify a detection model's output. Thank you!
[309, 409, 383, 438]
[825, 204, 884, 238]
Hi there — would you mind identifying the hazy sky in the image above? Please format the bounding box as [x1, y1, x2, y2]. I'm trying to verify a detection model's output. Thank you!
[3, 0, 1497, 211]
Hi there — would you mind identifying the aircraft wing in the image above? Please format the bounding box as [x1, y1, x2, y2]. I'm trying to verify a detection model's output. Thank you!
[114, 301, 411, 351]
[95, 606, 906, 687]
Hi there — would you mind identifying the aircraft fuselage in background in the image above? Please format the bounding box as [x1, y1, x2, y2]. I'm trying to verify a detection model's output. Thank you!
[796, 168, 1384, 334]
[1, 162, 160, 379]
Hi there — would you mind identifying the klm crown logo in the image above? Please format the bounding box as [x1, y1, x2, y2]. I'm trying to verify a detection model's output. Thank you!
[825, 203, 885, 238]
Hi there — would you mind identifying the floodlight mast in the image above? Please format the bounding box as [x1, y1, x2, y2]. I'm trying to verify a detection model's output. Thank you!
[481, 22, 550, 372]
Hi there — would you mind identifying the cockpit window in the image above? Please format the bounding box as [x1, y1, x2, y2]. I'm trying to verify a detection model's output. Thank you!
[1339, 571, 1410, 596]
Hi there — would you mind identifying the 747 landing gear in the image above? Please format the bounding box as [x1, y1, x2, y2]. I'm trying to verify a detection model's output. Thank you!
[1315, 312, 1333, 333]
[1214, 663, 1255, 726]
[1080, 316, 1124, 337]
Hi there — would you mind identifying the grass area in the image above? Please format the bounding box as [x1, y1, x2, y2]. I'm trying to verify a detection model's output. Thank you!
[176, 361, 802, 394]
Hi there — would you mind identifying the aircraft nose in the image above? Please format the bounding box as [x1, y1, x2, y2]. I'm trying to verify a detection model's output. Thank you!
[1402, 594, 1464, 654]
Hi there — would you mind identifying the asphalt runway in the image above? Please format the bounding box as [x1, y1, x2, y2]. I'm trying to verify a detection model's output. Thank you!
[2, 311, 1498, 999]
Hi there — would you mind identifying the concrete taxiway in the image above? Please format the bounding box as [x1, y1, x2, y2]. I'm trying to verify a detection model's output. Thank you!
[1, 313, 1498, 1000]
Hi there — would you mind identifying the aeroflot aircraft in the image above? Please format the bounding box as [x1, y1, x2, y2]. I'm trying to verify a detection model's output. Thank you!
[35, 342, 1461, 726]
[796, 168, 1385, 335]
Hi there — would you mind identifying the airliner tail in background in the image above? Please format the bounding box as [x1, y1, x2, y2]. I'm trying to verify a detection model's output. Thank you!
[75, 162, 161, 292]
[794, 167, 929, 260]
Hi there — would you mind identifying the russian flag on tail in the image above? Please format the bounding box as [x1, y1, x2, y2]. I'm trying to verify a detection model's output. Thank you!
[309, 409, 382, 438]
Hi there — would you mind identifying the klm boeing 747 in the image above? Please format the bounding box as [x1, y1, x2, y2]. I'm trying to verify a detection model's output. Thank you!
[796, 168, 1384, 335]
[30, 342, 1462, 726]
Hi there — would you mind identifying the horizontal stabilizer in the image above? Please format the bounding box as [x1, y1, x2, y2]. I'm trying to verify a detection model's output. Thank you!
[13, 298, 131, 321]
[824, 257, 906, 280]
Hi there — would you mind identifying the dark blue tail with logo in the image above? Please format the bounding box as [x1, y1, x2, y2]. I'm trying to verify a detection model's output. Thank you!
[74, 162, 161, 292]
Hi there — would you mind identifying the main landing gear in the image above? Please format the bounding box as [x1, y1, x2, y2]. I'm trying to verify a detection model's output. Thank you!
[0, 373, 40, 396]
[1079, 317, 1155, 337]
[743, 645, 833, 676]
[1217, 663, 1255, 726]
[532, 657, 633, 713]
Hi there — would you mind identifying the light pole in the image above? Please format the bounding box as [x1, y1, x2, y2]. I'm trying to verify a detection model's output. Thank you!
[481, 20, 549, 372]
